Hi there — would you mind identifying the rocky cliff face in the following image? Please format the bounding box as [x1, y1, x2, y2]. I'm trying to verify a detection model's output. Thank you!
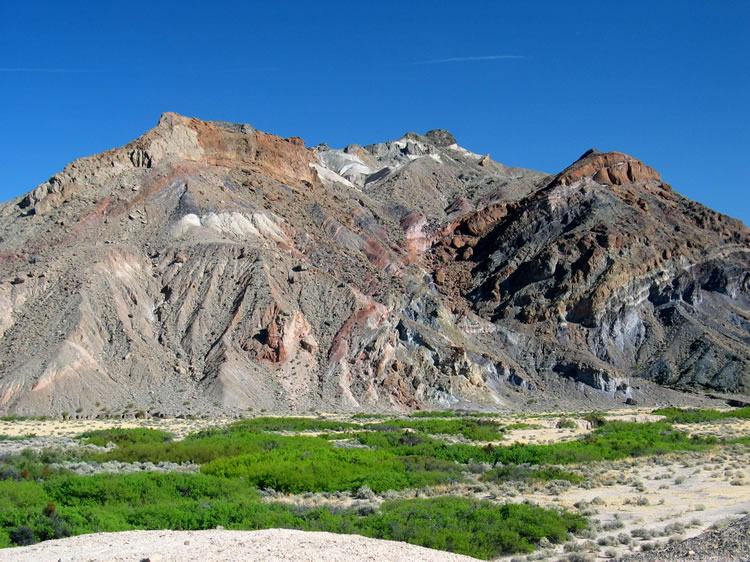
[0, 114, 747, 416]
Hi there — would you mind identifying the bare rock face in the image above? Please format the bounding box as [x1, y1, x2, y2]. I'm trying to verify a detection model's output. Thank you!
[0, 114, 747, 416]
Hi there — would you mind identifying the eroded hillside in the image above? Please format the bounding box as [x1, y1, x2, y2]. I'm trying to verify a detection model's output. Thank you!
[0, 114, 747, 415]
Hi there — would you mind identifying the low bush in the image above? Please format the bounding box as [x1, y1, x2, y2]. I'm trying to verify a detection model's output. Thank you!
[0, 449, 78, 481]
[482, 465, 584, 485]
[359, 497, 586, 558]
[652, 407, 750, 424]
[504, 423, 544, 430]
[202, 445, 464, 494]
[91, 430, 330, 465]
[366, 418, 504, 441]
[78, 428, 173, 447]
[226, 417, 360, 433]
[410, 410, 459, 418]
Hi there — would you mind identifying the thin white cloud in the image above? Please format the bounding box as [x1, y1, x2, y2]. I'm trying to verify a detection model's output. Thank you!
[412, 55, 526, 65]
[0, 68, 90, 73]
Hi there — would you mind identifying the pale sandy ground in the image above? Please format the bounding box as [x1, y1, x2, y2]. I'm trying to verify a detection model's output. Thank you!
[508, 455, 750, 560]
[490, 410, 664, 445]
[0, 529, 478, 562]
[0, 409, 666, 442]
[0, 417, 230, 440]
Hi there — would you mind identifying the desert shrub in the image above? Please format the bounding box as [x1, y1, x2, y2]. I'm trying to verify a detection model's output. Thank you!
[91, 430, 330, 464]
[482, 465, 584, 485]
[0, 451, 75, 482]
[227, 417, 360, 433]
[504, 423, 544, 430]
[631, 527, 652, 539]
[410, 410, 459, 418]
[626, 496, 649, 506]
[202, 446, 463, 494]
[354, 430, 494, 464]
[9, 525, 35, 546]
[601, 519, 625, 531]
[350, 413, 390, 420]
[652, 406, 750, 424]
[564, 541, 586, 552]
[360, 497, 586, 558]
[583, 412, 607, 428]
[0, 466, 21, 481]
[366, 418, 504, 441]
[663, 521, 685, 535]
[557, 418, 578, 429]
[78, 428, 173, 447]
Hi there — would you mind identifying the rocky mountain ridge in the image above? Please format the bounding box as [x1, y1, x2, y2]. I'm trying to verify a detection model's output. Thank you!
[0, 113, 747, 416]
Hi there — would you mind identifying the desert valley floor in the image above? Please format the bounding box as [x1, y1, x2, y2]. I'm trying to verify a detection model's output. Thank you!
[1, 406, 749, 561]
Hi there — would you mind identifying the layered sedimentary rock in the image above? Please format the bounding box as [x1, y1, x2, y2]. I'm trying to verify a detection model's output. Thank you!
[0, 114, 747, 415]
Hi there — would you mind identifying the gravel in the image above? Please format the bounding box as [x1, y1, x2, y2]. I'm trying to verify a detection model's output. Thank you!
[0, 529, 479, 561]
[618, 514, 750, 561]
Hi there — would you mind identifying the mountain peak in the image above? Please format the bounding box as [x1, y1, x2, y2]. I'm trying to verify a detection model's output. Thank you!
[424, 129, 456, 147]
[557, 150, 661, 187]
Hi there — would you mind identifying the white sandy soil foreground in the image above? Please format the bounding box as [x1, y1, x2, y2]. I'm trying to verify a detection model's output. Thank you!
[0, 529, 479, 562]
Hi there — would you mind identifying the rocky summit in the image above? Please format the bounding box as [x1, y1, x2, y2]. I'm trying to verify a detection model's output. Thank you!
[0, 113, 748, 416]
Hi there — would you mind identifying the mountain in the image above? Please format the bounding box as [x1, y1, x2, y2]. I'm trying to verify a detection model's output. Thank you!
[0, 113, 748, 416]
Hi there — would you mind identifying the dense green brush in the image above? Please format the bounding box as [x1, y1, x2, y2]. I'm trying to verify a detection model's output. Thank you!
[365, 418, 504, 441]
[354, 421, 717, 465]
[202, 447, 464, 493]
[0, 473, 585, 559]
[78, 428, 173, 447]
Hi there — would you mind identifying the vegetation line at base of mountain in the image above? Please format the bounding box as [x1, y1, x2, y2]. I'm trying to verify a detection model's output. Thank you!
[69, 419, 723, 471]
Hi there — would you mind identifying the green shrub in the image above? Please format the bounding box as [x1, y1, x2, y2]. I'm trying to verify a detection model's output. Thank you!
[227, 417, 360, 433]
[504, 423, 544, 430]
[0, 473, 586, 559]
[202, 446, 463, 493]
[361, 497, 586, 558]
[557, 419, 578, 429]
[583, 412, 607, 428]
[366, 418, 504, 441]
[410, 410, 459, 418]
[78, 428, 173, 447]
[653, 407, 750, 424]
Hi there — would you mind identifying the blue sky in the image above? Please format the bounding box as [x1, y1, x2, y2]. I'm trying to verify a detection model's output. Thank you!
[2, 1, 749, 225]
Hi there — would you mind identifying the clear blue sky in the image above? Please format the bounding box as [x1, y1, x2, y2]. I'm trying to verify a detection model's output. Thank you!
[2, 1, 749, 225]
